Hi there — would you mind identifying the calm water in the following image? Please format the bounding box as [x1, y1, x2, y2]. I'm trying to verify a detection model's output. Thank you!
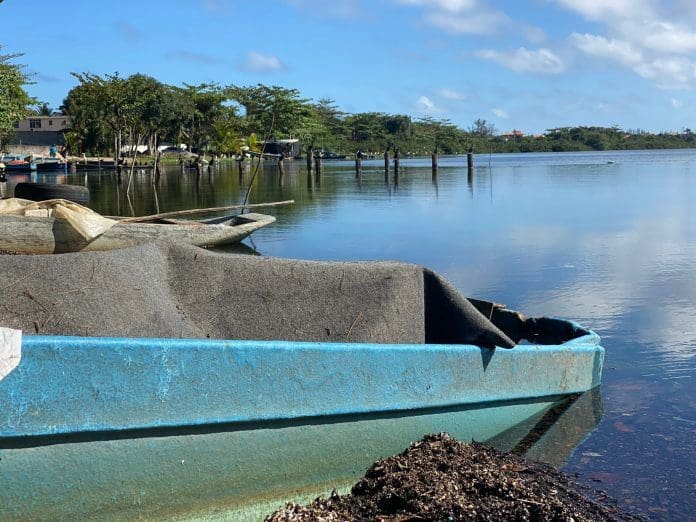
[5, 149, 695, 518]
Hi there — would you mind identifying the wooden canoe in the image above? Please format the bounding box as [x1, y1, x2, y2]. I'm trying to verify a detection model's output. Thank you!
[0, 212, 275, 254]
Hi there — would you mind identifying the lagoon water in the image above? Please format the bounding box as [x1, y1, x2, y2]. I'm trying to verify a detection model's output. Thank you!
[5, 149, 695, 518]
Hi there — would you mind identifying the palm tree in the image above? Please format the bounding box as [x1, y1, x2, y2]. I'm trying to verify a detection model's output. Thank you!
[33, 102, 53, 116]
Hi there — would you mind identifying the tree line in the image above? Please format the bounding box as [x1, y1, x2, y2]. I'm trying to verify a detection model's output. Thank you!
[59, 73, 696, 157]
[3, 54, 696, 157]
[58, 72, 484, 158]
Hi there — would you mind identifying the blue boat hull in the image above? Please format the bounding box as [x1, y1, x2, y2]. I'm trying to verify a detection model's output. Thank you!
[0, 331, 603, 520]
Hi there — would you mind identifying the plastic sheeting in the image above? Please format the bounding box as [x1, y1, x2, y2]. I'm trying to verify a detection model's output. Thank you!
[0, 198, 117, 241]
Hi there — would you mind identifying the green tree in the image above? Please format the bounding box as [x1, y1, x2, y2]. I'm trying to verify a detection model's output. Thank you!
[469, 118, 496, 138]
[0, 47, 35, 147]
[32, 102, 53, 115]
[227, 84, 312, 139]
[178, 83, 230, 152]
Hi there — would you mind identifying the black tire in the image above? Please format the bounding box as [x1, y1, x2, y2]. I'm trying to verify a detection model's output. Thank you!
[14, 183, 90, 205]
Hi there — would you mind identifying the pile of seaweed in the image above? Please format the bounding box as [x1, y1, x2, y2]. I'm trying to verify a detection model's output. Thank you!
[267, 434, 637, 521]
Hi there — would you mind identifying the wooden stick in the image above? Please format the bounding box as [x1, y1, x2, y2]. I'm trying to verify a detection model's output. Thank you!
[114, 200, 294, 223]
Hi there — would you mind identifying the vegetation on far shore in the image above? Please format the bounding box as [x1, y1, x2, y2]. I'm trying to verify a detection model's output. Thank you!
[3, 59, 696, 158]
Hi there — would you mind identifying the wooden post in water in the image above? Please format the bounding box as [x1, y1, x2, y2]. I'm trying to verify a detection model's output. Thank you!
[355, 151, 363, 179]
[394, 149, 401, 186]
[384, 148, 390, 181]
[431, 150, 438, 177]
[306, 145, 313, 174]
[467, 147, 474, 176]
[314, 154, 322, 183]
[278, 156, 286, 177]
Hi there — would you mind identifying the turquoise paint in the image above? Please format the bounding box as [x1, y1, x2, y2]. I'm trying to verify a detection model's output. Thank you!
[0, 394, 597, 521]
[0, 331, 603, 439]
[0, 329, 604, 520]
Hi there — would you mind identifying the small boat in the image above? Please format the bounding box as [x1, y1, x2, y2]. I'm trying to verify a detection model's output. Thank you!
[0, 245, 604, 520]
[3, 159, 34, 172]
[317, 150, 347, 160]
[0, 212, 275, 254]
[34, 157, 67, 172]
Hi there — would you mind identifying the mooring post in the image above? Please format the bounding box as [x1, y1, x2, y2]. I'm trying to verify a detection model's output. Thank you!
[355, 150, 363, 179]
[306, 146, 313, 174]
[394, 149, 401, 185]
[278, 156, 286, 177]
[384, 149, 390, 180]
[467, 147, 474, 176]
[431, 150, 438, 176]
[314, 154, 322, 183]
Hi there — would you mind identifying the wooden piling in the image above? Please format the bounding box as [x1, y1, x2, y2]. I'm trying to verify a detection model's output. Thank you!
[467, 149, 474, 175]
[431, 151, 438, 175]
[278, 157, 286, 177]
[306, 146, 313, 173]
[394, 149, 401, 178]
[314, 155, 322, 183]
[384, 149, 390, 180]
[355, 153, 362, 179]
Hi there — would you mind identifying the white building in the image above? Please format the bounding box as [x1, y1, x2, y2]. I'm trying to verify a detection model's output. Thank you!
[11, 115, 72, 146]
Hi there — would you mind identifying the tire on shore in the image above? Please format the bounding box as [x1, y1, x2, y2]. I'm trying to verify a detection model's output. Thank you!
[14, 183, 90, 205]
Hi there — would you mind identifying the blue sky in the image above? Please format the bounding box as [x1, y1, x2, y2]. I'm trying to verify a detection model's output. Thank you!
[3, 0, 696, 133]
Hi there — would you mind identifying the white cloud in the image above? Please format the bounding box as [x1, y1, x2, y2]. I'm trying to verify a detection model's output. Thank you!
[670, 97, 683, 108]
[558, 0, 696, 89]
[438, 88, 466, 100]
[522, 24, 547, 44]
[390, 0, 545, 41]
[396, 0, 477, 12]
[240, 52, 285, 73]
[417, 95, 436, 111]
[553, 0, 655, 22]
[475, 47, 566, 75]
[492, 108, 509, 118]
[425, 11, 508, 34]
[634, 57, 696, 90]
[635, 21, 696, 54]
[570, 34, 642, 66]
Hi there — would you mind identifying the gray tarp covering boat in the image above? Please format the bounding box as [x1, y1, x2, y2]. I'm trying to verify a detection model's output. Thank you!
[0, 242, 518, 347]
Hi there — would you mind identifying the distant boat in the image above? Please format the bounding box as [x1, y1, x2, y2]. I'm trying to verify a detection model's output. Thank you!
[34, 157, 67, 172]
[0, 212, 276, 254]
[1, 156, 66, 173]
[317, 150, 347, 160]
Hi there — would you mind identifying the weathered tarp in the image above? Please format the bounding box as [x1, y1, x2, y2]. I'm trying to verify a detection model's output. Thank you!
[0, 198, 116, 241]
[0, 243, 515, 347]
